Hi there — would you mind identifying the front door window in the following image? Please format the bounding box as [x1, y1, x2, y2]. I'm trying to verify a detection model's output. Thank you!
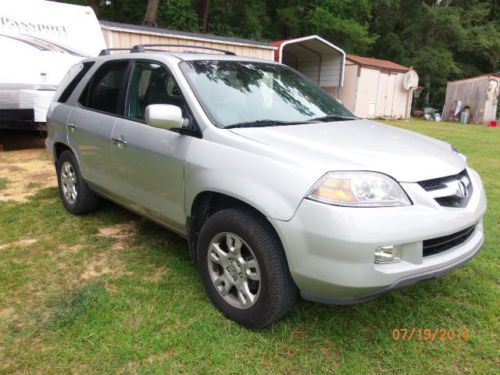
[126, 61, 185, 121]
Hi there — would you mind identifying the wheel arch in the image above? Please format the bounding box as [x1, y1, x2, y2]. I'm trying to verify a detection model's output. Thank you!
[187, 191, 288, 267]
[53, 143, 84, 176]
[53, 142, 72, 162]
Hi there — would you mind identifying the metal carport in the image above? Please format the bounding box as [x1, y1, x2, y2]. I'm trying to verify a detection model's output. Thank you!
[272, 35, 345, 99]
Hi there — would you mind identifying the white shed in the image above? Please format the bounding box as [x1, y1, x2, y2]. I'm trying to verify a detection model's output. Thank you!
[341, 55, 417, 119]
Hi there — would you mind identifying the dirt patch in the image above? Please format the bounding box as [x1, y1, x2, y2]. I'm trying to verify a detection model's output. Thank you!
[0, 149, 56, 202]
[145, 349, 178, 365]
[80, 253, 132, 282]
[0, 239, 38, 251]
[76, 223, 139, 281]
[57, 244, 83, 254]
[0, 307, 17, 320]
[80, 256, 114, 281]
[98, 221, 138, 250]
[142, 266, 168, 283]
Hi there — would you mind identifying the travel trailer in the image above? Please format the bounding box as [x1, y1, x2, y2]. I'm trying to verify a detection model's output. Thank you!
[0, 0, 105, 128]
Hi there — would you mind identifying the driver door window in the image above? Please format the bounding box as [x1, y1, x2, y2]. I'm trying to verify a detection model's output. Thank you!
[126, 61, 185, 121]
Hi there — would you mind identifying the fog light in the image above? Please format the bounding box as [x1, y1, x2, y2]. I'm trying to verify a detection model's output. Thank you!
[374, 245, 401, 264]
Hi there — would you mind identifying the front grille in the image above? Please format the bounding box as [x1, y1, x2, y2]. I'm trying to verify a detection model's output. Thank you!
[418, 169, 472, 208]
[419, 177, 448, 191]
[423, 225, 476, 257]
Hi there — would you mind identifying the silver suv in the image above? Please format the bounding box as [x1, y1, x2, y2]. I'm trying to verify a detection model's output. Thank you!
[46, 46, 486, 328]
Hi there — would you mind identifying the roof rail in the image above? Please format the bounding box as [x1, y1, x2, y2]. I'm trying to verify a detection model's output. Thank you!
[99, 48, 132, 56]
[130, 44, 236, 55]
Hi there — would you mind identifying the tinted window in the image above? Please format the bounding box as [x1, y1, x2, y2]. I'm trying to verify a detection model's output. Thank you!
[80, 61, 129, 114]
[57, 61, 94, 103]
[126, 61, 185, 121]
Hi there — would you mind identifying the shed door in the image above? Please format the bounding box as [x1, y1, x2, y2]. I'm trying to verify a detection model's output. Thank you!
[375, 72, 388, 117]
[384, 73, 397, 118]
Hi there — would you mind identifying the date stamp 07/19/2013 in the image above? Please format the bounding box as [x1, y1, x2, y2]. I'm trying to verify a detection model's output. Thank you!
[391, 327, 470, 342]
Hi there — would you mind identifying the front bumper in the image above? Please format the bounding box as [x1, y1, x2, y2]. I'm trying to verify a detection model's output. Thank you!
[270, 167, 487, 304]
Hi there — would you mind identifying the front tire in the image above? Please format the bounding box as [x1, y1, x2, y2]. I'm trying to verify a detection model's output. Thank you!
[197, 208, 297, 328]
[56, 150, 99, 215]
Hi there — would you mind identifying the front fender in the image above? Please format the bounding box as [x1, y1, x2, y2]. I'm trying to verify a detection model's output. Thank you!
[186, 171, 298, 220]
[184, 137, 321, 221]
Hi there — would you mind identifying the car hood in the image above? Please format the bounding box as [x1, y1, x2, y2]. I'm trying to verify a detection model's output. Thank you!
[229, 119, 466, 182]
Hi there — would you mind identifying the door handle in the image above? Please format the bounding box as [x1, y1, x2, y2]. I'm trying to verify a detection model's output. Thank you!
[66, 122, 78, 132]
[112, 136, 128, 147]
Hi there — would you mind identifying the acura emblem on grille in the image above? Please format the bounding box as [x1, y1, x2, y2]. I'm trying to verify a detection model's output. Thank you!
[456, 180, 468, 198]
[420, 171, 471, 207]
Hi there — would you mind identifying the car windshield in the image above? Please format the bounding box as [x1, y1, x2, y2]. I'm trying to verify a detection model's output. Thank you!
[180, 60, 356, 128]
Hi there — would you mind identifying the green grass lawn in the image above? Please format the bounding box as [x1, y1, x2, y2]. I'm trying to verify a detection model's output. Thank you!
[0, 177, 8, 191]
[0, 119, 498, 374]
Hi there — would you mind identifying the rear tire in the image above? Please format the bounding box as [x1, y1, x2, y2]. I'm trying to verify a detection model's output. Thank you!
[56, 150, 99, 215]
[197, 207, 297, 328]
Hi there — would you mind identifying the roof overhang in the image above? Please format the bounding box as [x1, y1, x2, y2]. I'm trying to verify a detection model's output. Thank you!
[346, 55, 409, 73]
[274, 35, 345, 63]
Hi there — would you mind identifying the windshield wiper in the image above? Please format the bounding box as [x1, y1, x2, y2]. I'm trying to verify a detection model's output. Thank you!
[310, 114, 357, 122]
[225, 119, 315, 129]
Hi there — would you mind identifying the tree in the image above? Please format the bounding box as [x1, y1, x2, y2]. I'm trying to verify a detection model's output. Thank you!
[144, 0, 160, 27]
[459, 1, 500, 72]
[89, 0, 99, 16]
[403, 3, 465, 105]
[195, 0, 210, 32]
[270, 0, 376, 54]
[369, 0, 498, 108]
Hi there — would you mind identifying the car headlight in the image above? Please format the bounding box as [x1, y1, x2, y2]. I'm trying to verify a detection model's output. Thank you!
[307, 171, 411, 207]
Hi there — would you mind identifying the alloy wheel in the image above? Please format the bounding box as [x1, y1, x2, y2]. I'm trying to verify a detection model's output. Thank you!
[60, 161, 77, 205]
[207, 232, 261, 309]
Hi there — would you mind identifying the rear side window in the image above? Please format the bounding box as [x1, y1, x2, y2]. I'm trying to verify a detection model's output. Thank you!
[79, 60, 129, 114]
[57, 61, 94, 103]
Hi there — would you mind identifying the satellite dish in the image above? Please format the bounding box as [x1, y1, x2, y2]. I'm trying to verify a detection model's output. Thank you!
[403, 69, 419, 90]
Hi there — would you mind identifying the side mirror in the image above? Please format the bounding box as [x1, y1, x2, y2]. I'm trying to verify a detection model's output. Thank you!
[145, 104, 183, 130]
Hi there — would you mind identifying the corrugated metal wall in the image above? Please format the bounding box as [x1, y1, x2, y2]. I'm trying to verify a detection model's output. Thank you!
[287, 55, 343, 88]
[319, 55, 343, 88]
[101, 28, 275, 61]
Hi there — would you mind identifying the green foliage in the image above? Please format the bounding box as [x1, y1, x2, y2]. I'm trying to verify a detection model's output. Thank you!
[197, 1, 270, 39]
[156, 0, 199, 31]
[308, 3, 376, 54]
[272, 0, 375, 53]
